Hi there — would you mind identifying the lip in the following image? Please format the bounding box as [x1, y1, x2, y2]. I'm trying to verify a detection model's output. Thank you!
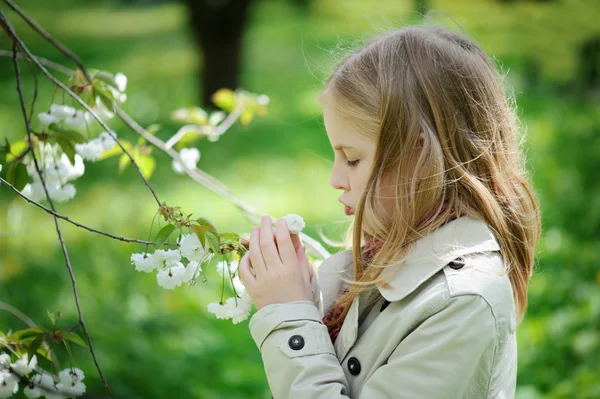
[339, 198, 354, 215]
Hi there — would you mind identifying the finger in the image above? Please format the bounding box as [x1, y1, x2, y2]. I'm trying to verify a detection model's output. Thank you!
[290, 232, 302, 250]
[295, 244, 310, 286]
[238, 251, 256, 286]
[275, 218, 298, 267]
[260, 216, 282, 267]
[249, 226, 267, 277]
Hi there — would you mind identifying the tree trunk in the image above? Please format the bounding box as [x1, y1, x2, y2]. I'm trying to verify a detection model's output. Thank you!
[183, 0, 254, 108]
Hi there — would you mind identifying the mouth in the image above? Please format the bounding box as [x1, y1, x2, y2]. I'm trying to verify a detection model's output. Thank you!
[339, 198, 354, 216]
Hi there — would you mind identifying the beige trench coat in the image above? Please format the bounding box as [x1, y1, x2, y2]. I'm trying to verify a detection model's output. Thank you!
[249, 215, 518, 398]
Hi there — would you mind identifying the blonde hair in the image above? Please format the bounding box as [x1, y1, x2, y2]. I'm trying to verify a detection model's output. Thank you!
[318, 24, 541, 328]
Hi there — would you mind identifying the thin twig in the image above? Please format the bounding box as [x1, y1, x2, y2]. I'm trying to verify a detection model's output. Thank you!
[3, 0, 91, 82]
[0, 301, 37, 328]
[164, 104, 245, 149]
[116, 108, 331, 259]
[0, 49, 73, 75]
[1, 13, 115, 398]
[0, 13, 161, 208]
[0, 176, 176, 247]
[0, 49, 331, 259]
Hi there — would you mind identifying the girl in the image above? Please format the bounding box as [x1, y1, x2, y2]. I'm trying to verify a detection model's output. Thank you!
[238, 24, 541, 399]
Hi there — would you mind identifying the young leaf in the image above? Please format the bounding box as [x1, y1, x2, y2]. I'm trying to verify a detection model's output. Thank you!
[5, 140, 27, 162]
[8, 328, 44, 341]
[57, 138, 76, 165]
[7, 162, 29, 191]
[61, 331, 87, 348]
[155, 224, 176, 247]
[191, 225, 207, 249]
[137, 155, 156, 179]
[212, 89, 236, 112]
[27, 335, 45, 364]
[219, 232, 240, 243]
[118, 153, 131, 173]
[205, 230, 221, 254]
[195, 217, 217, 232]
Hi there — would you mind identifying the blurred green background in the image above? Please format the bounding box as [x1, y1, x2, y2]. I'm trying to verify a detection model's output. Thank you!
[1, 0, 599, 398]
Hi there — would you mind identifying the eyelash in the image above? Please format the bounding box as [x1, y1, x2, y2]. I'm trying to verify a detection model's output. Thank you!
[346, 159, 360, 167]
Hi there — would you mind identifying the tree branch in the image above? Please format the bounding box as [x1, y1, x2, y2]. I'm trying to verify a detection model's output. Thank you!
[0, 9, 161, 208]
[0, 11, 115, 398]
[0, 176, 176, 248]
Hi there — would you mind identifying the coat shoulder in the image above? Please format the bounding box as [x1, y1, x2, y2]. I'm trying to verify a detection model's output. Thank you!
[442, 251, 517, 336]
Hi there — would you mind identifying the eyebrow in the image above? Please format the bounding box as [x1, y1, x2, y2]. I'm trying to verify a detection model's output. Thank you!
[334, 145, 355, 150]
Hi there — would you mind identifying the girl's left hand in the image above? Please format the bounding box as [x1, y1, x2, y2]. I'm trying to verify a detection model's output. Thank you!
[238, 215, 313, 311]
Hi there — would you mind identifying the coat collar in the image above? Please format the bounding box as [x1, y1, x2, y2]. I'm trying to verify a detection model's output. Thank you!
[318, 215, 501, 311]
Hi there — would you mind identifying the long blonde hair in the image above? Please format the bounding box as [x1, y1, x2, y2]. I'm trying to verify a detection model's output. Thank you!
[318, 24, 541, 328]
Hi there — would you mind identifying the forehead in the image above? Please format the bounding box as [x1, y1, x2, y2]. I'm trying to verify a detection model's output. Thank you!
[322, 97, 373, 150]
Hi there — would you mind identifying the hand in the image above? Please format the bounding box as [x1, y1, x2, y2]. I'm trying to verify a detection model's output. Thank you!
[238, 216, 314, 311]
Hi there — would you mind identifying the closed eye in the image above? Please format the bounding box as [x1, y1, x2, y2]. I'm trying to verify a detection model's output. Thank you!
[346, 159, 360, 167]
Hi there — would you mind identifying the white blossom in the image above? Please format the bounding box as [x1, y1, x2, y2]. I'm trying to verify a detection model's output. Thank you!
[0, 353, 9, 367]
[207, 291, 253, 324]
[10, 353, 37, 376]
[21, 182, 77, 203]
[171, 147, 200, 174]
[216, 260, 238, 278]
[64, 110, 87, 128]
[114, 72, 127, 92]
[24, 372, 57, 398]
[156, 263, 186, 289]
[130, 252, 160, 273]
[0, 164, 2, 173]
[153, 249, 182, 268]
[74, 131, 117, 162]
[38, 112, 59, 126]
[74, 141, 104, 162]
[256, 94, 270, 106]
[231, 275, 246, 295]
[283, 214, 305, 234]
[93, 96, 115, 119]
[0, 371, 18, 398]
[178, 233, 207, 262]
[49, 104, 76, 120]
[56, 367, 85, 396]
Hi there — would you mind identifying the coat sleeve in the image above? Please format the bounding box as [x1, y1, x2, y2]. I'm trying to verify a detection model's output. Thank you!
[248, 300, 352, 399]
[357, 293, 497, 399]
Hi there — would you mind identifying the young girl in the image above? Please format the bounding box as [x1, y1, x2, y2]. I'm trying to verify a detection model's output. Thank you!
[238, 24, 541, 399]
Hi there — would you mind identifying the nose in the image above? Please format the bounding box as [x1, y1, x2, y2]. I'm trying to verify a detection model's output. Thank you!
[330, 161, 349, 191]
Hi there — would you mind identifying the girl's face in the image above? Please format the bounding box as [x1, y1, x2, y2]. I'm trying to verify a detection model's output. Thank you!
[323, 98, 386, 215]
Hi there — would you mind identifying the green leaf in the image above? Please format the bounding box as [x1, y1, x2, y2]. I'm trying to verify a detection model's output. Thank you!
[191, 225, 207, 249]
[93, 71, 117, 88]
[9, 328, 44, 341]
[47, 310, 61, 326]
[61, 331, 87, 348]
[96, 140, 132, 161]
[5, 140, 27, 162]
[212, 88, 236, 112]
[155, 224, 176, 247]
[195, 217, 217, 232]
[57, 138, 76, 165]
[219, 232, 240, 243]
[27, 335, 45, 365]
[205, 230, 221, 254]
[137, 155, 156, 179]
[7, 162, 28, 191]
[118, 153, 131, 173]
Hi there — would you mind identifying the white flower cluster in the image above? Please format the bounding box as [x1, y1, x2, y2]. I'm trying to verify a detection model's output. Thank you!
[283, 214, 306, 234]
[208, 259, 252, 324]
[74, 131, 118, 162]
[171, 147, 200, 174]
[130, 231, 253, 323]
[0, 352, 86, 398]
[38, 104, 91, 129]
[130, 233, 210, 290]
[21, 143, 84, 203]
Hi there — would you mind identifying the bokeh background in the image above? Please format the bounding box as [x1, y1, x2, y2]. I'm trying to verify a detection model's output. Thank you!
[1, 0, 599, 398]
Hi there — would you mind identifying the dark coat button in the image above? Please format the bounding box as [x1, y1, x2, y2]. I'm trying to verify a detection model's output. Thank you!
[380, 300, 390, 312]
[288, 335, 305, 350]
[448, 258, 465, 270]
[347, 357, 361, 375]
